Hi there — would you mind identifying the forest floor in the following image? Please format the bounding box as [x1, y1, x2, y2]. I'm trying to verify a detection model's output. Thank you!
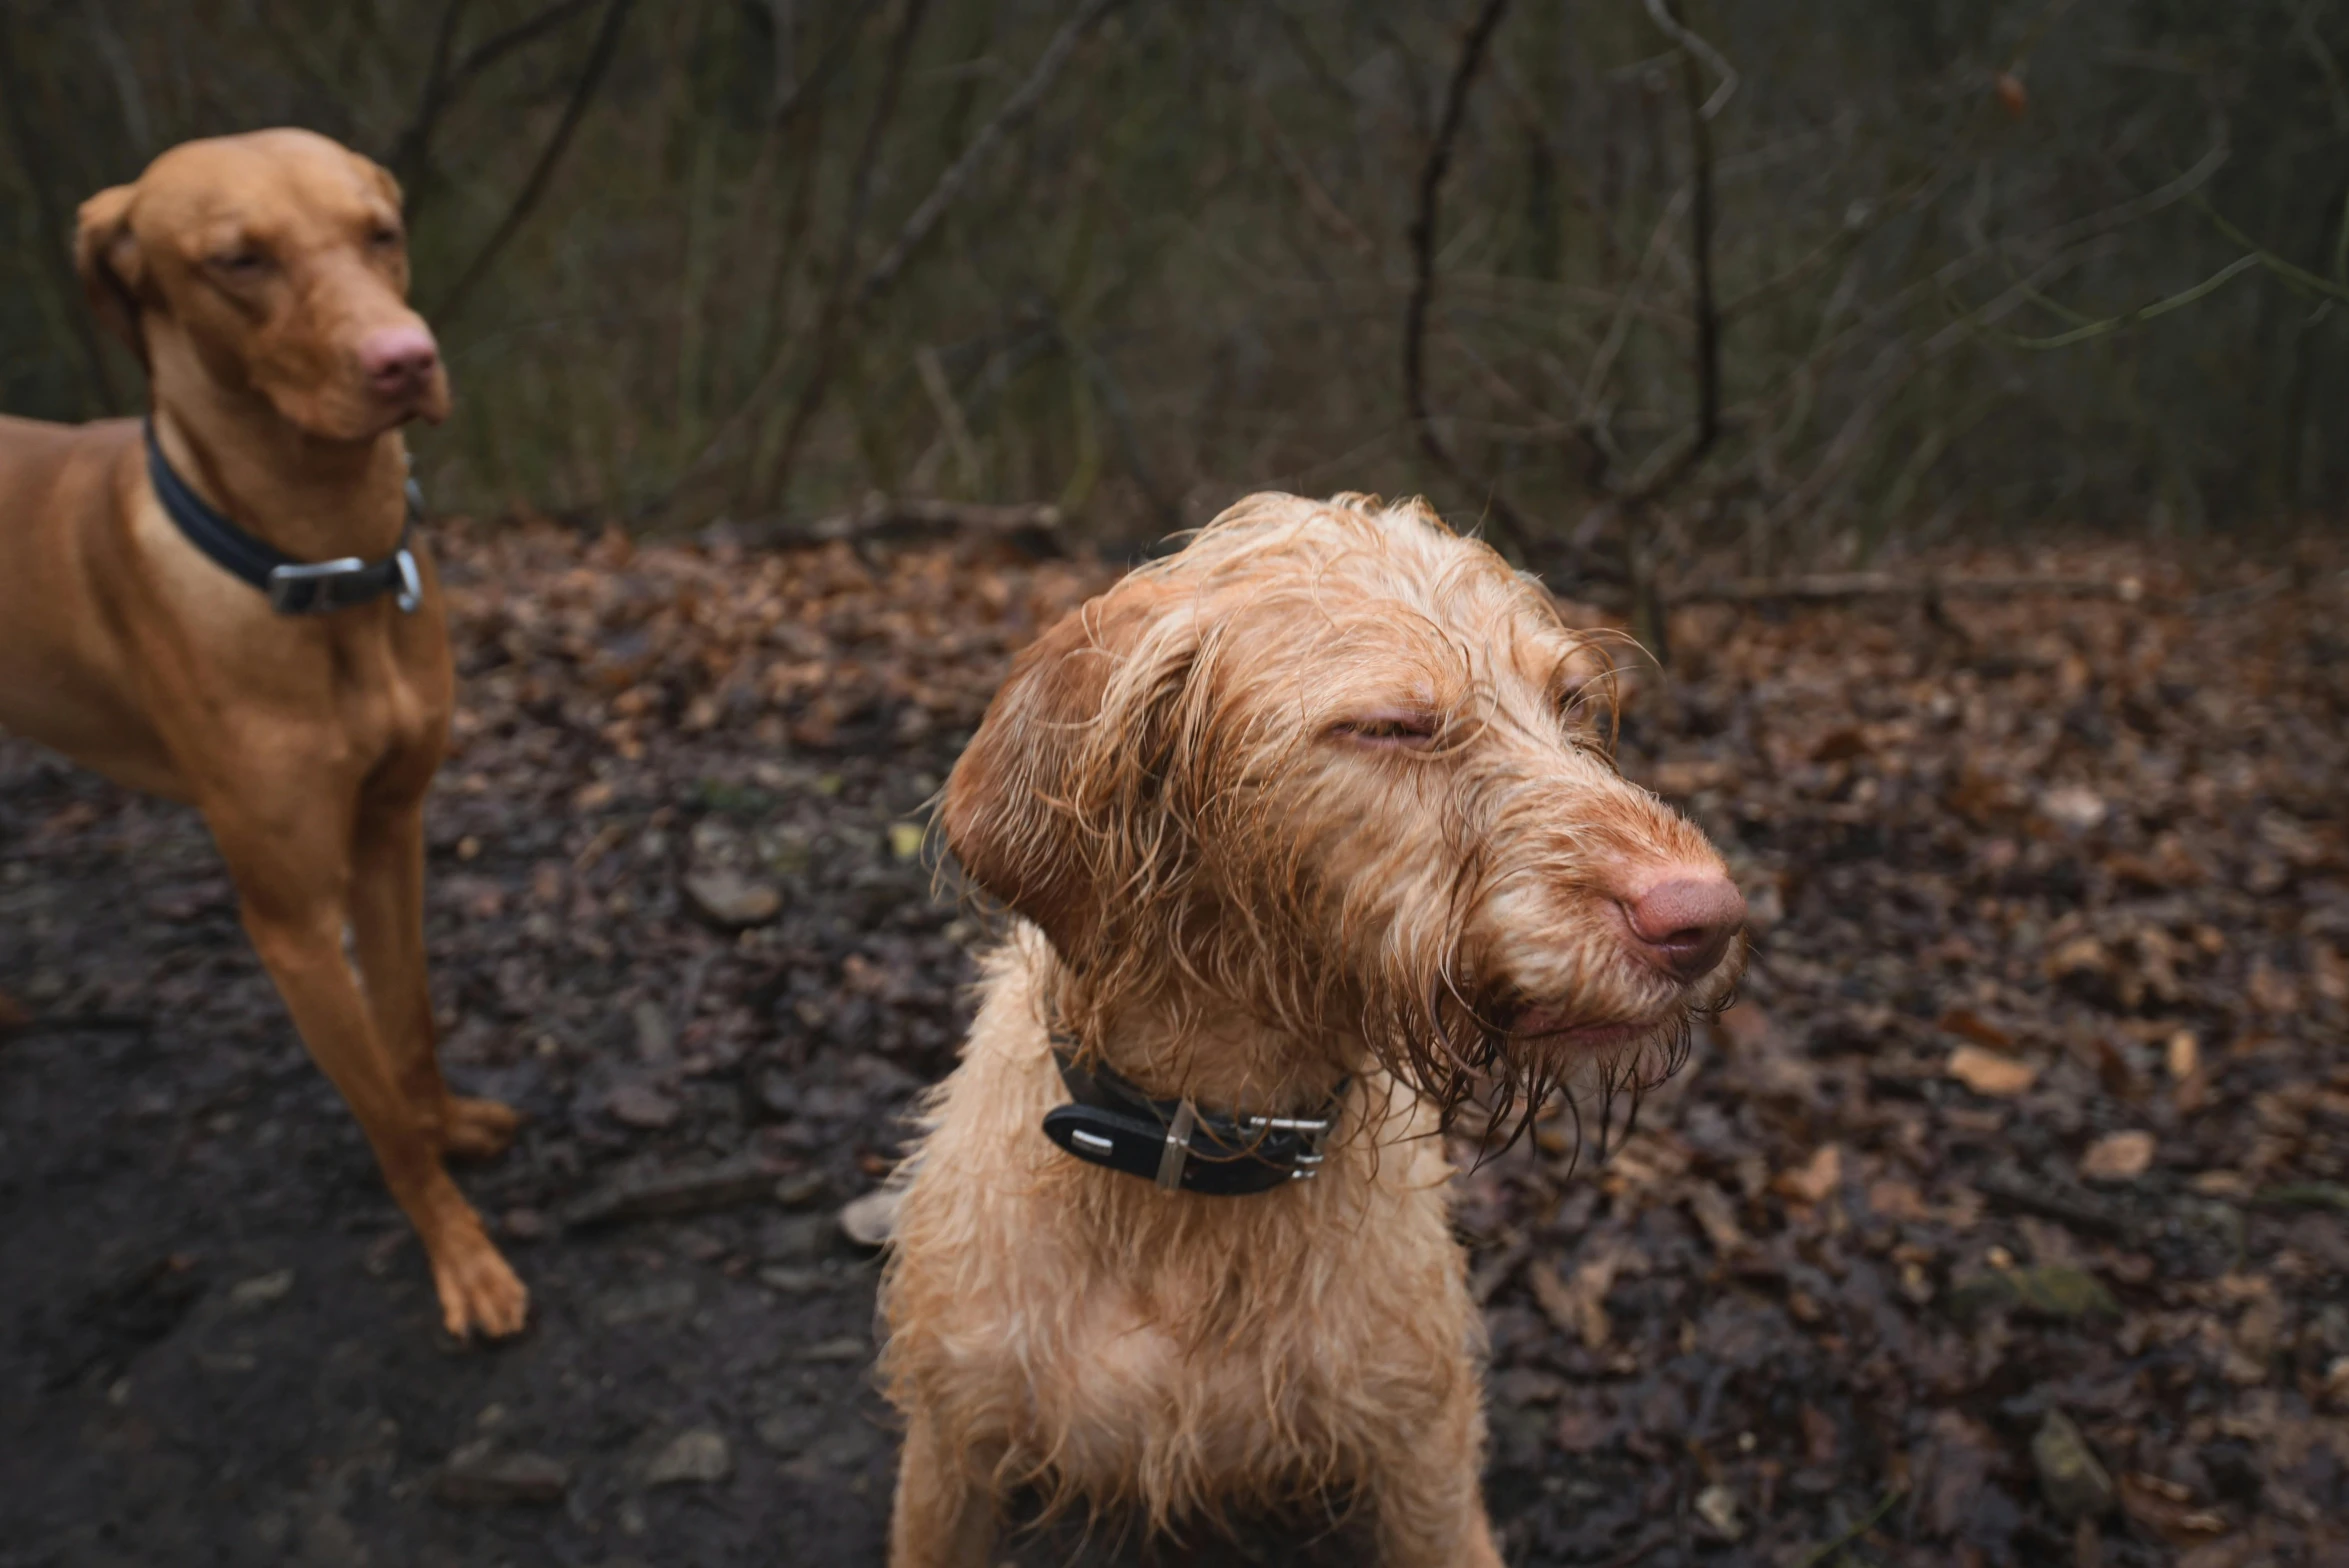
[1, 522, 2345, 1568]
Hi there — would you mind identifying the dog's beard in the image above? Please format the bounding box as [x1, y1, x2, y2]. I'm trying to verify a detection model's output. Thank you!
[1356, 931, 1737, 1167]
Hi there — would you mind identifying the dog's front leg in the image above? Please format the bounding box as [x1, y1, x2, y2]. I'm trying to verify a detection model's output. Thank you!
[350, 795, 518, 1161]
[888, 1409, 997, 1568]
[1369, 1390, 1506, 1568]
[212, 793, 527, 1340]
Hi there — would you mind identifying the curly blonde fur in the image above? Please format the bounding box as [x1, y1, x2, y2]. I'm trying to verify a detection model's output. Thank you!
[879, 493, 1743, 1565]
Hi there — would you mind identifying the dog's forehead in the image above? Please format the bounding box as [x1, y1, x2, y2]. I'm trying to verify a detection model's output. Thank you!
[136, 131, 386, 243]
[1181, 498, 1574, 683]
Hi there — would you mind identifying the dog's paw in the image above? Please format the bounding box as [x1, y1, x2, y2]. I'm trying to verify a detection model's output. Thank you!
[430, 1231, 530, 1341]
[440, 1096, 521, 1161]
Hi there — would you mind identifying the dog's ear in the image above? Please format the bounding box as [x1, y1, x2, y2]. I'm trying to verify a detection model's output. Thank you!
[943, 577, 1192, 960]
[75, 183, 147, 362]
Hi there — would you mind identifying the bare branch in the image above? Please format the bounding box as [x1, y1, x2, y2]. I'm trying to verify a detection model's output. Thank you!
[858, 0, 1126, 307]
[0, 16, 118, 412]
[1637, 0, 1737, 120]
[429, 0, 636, 323]
[748, 0, 937, 510]
[1403, 0, 1526, 552]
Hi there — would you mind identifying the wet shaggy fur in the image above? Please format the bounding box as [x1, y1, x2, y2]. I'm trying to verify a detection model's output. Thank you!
[879, 494, 1745, 1565]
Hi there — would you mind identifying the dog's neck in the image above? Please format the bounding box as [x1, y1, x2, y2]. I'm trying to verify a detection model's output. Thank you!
[150, 398, 410, 565]
[1064, 983, 1360, 1121]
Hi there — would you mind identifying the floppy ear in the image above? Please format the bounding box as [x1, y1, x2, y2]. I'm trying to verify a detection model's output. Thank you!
[359, 153, 405, 213]
[74, 183, 147, 361]
[942, 577, 1193, 962]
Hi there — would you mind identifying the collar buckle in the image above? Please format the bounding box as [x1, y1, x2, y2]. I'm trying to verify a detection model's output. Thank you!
[266, 556, 370, 615]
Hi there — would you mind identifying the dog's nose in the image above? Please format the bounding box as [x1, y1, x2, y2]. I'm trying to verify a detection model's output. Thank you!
[1621, 874, 1744, 981]
[358, 325, 439, 397]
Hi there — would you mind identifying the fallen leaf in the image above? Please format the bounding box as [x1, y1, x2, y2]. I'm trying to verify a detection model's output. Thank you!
[1938, 1006, 2015, 1050]
[2165, 1031, 2199, 1078]
[1948, 1045, 2039, 1097]
[680, 867, 782, 928]
[1952, 1264, 2119, 1321]
[1773, 1143, 1844, 1206]
[1531, 1250, 1621, 1350]
[1685, 1183, 1748, 1254]
[2079, 1130, 2155, 1182]
[2032, 1409, 2115, 1520]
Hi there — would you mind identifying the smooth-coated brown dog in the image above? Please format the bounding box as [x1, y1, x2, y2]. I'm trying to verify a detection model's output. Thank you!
[881, 494, 1746, 1564]
[0, 129, 525, 1339]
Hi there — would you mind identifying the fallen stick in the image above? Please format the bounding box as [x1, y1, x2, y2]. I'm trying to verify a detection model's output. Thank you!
[729, 498, 1065, 553]
[1673, 571, 2148, 605]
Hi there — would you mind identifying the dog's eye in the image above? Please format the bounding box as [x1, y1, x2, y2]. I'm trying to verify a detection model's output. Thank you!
[210, 249, 269, 277]
[1332, 713, 1439, 748]
[368, 224, 403, 250]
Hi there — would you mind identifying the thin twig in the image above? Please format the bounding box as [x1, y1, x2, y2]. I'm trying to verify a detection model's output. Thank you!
[1637, 0, 1736, 119]
[746, 0, 936, 511]
[859, 0, 1126, 305]
[429, 0, 635, 323]
[0, 19, 119, 412]
[1672, 570, 2150, 606]
[1793, 1487, 1907, 1568]
[1403, 0, 1527, 553]
[1990, 252, 2261, 349]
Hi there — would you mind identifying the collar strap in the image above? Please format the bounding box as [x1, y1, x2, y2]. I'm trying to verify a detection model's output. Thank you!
[1042, 1039, 1348, 1197]
[144, 419, 423, 616]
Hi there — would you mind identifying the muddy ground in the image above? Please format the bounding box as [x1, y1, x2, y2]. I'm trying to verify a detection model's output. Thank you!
[3, 525, 2345, 1567]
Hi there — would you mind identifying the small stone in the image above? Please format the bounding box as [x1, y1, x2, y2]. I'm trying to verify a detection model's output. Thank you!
[1694, 1482, 1745, 1541]
[682, 868, 782, 929]
[597, 1278, 698, 1327]
[772, 1170, 827, 1208]
[2032, 1409, 2115, 1520]
[501, 1207, 549, 1241]
[757, 1264, 836, 1296]
[757, 1070, 801, 1119]
[646, 1428, 732, 1487]
[228, 1269, 294, 1310]
[761, 1213, 833, 1263]
[793, 1335, 868, 1363]
[2080, 1130, 2156, 1183]
[607, 1083, 679, 1130]
[2037, 786, 2108, 832]
[434, 1441, 571, 1506]
[756, 1404, 823, 1454]
[631, 1000, 673, 1061]
[2321, 1356, 2349, 1409]
[838, 1188, 901, 1249]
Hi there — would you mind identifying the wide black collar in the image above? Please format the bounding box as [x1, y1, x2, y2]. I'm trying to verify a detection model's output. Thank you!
[144, 419, 423, 616]
[1042, 1036, 1349, 1197]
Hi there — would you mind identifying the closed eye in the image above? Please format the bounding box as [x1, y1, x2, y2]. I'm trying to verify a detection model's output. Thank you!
[209, 248, 270, 277]
[1330, 712, 1440, 748]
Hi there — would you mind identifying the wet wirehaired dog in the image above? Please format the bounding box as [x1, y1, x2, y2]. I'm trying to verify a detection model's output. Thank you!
[879, 493, 1745, 1565]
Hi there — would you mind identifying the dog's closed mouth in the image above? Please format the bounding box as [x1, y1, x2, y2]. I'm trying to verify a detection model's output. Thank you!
[1506, 1006, 1675, 1051]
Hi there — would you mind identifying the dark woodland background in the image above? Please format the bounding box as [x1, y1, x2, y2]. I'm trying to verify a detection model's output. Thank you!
[3, 0, 2347, 569]
[5, 6, 2349, 1567]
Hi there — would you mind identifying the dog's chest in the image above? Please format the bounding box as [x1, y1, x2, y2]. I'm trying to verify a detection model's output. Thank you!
[954, 1183, 1468, 1492]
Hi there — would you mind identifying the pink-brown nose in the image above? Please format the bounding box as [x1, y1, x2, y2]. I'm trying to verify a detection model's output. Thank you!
[1621, 874, 1745, 982]
[358, 324, 439, 398]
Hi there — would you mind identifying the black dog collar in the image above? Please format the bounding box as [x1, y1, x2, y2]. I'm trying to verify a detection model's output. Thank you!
[145, 419, 423, 616]
[1042, 1039, 1348, 1197]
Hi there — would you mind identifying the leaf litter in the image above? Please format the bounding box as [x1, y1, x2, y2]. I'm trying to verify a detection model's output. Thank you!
[0, 524, 2343, 1565]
